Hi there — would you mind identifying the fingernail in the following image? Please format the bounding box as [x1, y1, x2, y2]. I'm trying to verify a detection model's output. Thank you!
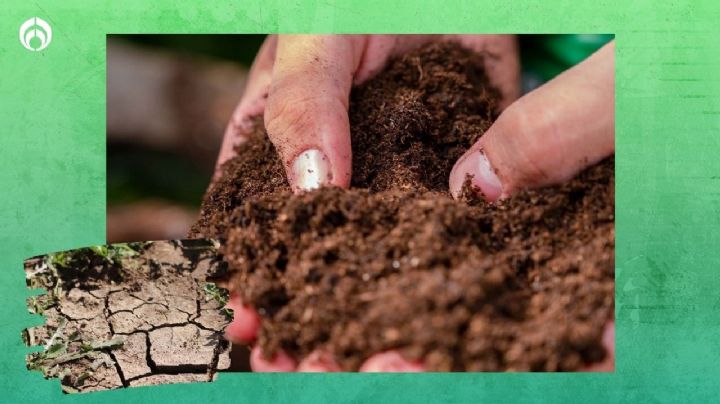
[291, 149, 332, 192]
[450, 151, 503, 201]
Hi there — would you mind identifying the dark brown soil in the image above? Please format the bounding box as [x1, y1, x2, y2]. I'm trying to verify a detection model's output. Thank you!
[191, 42, 614, 371]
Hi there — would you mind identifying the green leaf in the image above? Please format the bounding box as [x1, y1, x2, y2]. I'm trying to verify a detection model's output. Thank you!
[90, 337, 124, 350]
[75, 371, 92, 385]
[45, 343, 67, 359]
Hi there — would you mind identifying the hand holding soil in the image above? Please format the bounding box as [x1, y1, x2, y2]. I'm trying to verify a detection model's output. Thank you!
[202, 38, 615, 372]
[217, 34, 614, 200]
[215, 35, 520, 189]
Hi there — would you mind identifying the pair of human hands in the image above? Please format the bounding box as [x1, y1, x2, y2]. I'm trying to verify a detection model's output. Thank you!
[218, 35, 615, 371]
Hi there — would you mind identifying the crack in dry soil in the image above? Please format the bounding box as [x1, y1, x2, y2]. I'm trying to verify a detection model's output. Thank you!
[23, 240, 231, 393]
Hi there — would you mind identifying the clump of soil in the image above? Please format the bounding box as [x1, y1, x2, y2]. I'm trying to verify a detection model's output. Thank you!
[191, 42, 614, 371]
[24, 240, 231, 393]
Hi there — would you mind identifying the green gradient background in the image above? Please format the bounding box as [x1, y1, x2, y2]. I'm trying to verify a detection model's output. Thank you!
[2, 1, 719, 402]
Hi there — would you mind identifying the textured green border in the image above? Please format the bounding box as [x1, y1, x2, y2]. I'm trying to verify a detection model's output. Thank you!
[2, 1, 720, 402]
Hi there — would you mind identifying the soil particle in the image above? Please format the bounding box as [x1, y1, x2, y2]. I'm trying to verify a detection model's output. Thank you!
[191, 42, 614, 371]
[23, 240, 231, 393]
[149, 325, 219, 369]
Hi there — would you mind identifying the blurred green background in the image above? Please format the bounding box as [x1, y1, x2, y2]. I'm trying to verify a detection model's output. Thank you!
[127, 34, 266, 65]
[107, 34, 265, 241]
[107, 34, 265, 206]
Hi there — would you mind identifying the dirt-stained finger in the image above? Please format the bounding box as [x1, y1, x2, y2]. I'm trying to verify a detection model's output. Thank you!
[582, 321, 615, 372]
[249, 346, 297, 372]
[296, 350, 341, 372]
[215, 35, 278, 178]
[359, 351, 425, 372]
[224, 293, 260, 344]
[264, 35, 367, 192]
[450, 41, 615, 201]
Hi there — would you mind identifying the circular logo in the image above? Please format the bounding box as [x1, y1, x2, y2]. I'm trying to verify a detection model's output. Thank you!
[19, 17, 52, 52]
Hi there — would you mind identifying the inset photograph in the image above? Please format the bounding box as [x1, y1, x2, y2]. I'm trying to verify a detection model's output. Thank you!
[103, 34, 614, 375]
[24, 240, 230, 392]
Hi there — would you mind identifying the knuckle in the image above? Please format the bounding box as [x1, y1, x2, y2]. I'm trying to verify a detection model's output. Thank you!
[264, 91, 318, 142]
[494, 102, 556, 189]
[264, 83, 345, 144]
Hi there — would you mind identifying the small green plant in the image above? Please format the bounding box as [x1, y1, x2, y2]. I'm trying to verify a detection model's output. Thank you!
[47, 242, 146, 271]
[89, 243, 144, 265]
[204, 283, 233, 319]
[27, 295, 55, 315]
[27, 320, 124, 385]
[42, 243, 150, 293]
[48, 251, 71, 269]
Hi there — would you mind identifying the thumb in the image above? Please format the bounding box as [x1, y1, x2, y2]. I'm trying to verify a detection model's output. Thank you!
[450, 41, 615, 201]
[265, 35, 365, 192]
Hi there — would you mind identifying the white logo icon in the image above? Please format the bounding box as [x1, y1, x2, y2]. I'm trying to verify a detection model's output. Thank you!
[19, 17, 52, 52]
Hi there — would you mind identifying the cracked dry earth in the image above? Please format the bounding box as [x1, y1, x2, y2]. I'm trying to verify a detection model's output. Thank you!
[23, 240, 231, 393]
